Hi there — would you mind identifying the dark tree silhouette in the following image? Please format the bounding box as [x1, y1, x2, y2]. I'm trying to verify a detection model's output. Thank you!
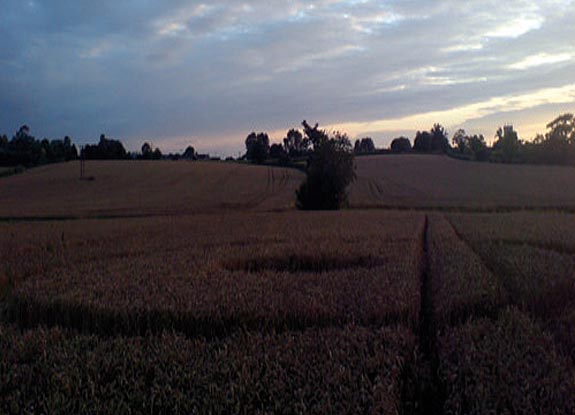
[491, 125, 521, 163]
[354, 137, 376, 154]
[451, 129, 489, 160]
[245, 132, 270, 164]
[452, 129, 467, 153]
[139, 142, 162, 160]
[546, 113, 574, 143]
[466, 134, 489, 161]
[390, 137, 411, 153]
[296, 121, 356, 210]
[141, 142, 153, 159]
[0, 125, 78, 167]
[182, 146, 196, 160]
[82, 134, 128, 160]
[413, 131, 433, 152]
[430, 123, 449, 152]
[523, 113, 575, 165]
[269, 143, 286, 159]
[283, 128, 309, 157]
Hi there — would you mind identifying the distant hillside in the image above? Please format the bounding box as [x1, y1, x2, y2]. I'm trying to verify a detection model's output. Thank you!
[349, 154, 575, 210]
[3, 155, 575, 219]
[0, 161, 304, 218]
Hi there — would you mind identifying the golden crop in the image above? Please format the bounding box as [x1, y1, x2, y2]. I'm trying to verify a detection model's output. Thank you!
[2, 156, 575, 413]
[7, 211, 424, 336]
[349, 154, 575, 209]
[0, 160, 303, 218]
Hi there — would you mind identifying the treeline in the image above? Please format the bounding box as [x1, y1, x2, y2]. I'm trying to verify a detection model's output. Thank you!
[243, 129, 378, 165]
[0, 126, 208, 167]
[392, 113, 575, 166]
[243, 112, 575, 167]
[82, 136, 203, 161]
[0, 125, 78, 167]
[448, 114, 575, 165]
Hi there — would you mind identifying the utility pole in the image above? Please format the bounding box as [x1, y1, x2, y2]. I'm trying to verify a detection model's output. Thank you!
[80, 145, 85, 179]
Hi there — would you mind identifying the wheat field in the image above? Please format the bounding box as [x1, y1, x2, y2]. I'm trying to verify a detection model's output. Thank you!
[1, 156, 574, 414]
[349, 154, 575, 209]
[0, 160, 303, 218]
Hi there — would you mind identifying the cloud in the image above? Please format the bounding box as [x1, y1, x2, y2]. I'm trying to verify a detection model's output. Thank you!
[328, 84, 575, 136]
[508, 52, 574, 70]
[0, 0, 574, 154]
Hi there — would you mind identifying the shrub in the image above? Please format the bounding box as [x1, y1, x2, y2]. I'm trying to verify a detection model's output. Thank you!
[296, 121, 356, 210]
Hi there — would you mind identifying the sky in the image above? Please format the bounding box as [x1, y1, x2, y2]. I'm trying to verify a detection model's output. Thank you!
[1, 0, 574, 156]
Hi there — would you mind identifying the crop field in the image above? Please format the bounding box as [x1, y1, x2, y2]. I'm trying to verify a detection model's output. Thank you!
[4, 211, 424, 337]
[1, 156, 575, 414]
[0, 160, 303, 218]
[349, 154, 575, 209]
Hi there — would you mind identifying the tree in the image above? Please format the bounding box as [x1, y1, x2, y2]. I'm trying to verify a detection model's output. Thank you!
[141, 142, 153, 159]
[296, 121, 356, 210]
[354, 137, 376, 154]
[152, 148, 162, 160]
[0, 126, 78, 166]
[523, 114, 575, 165]
[452, 129, 467, 153]
[9, 125, 42, 165]
[245, 132, 270, 164]
[451, 129, 489, 161]
[390, 137, 411, 153]
[182, 146, 196, 160]
[63, 136, 77, 161]
[82, 134, 128, 160]
[466, 134, 489, 161]
[269, 143, 286, 159]
[546, 113, 574, 143]
[413, 131, 433, 152]
[283, 128, 309, 157]
[491, 125, 521, 163]
[430, 123, 449, 152]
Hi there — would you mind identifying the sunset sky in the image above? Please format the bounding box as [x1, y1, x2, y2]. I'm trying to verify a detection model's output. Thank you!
[1, 0, 574, 156]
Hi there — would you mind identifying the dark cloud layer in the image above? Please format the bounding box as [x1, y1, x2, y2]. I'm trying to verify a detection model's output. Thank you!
[1, 0, 574, 154]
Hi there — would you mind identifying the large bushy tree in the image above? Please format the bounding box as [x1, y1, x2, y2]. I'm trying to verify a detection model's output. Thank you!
[491, 125, 521, 163]
[413, 131, 433, 152]
[430, 123, 449, 152]
[283, 128, 309, 157]
[390, 137, 411, 153]
[354, 137, 376, 154]
[82, 134, 128, 160]
[140, 142, 162, 160]
[523, 113, 575, 165]
[245, 132, 270, 164]
[451, 129, 489, 161]
[182, 146, 196, 160]
[296, 121, 356, 210]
